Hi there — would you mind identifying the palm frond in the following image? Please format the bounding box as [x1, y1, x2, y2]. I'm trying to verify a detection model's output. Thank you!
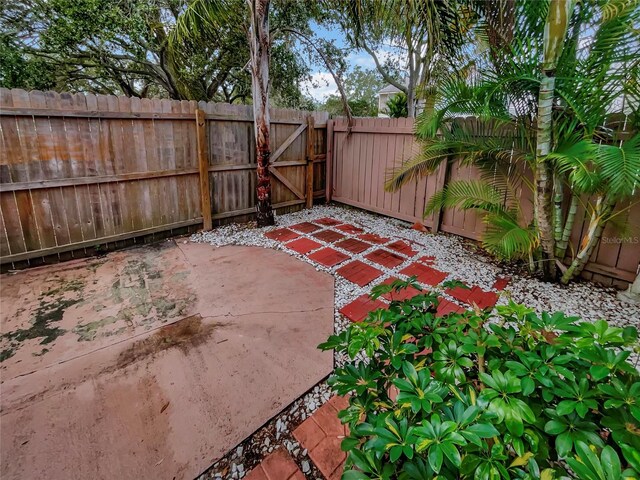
[423, 179, 505, 216]
[596, 134, 640, 199]
[483, 210, 539, 260]
[169, 0, 232, 49]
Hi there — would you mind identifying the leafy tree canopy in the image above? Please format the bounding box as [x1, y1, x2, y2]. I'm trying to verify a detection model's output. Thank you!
[320, 66, 385, 117]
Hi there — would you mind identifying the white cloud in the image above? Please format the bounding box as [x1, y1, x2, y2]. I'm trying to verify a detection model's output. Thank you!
[302, 71, 338, 102]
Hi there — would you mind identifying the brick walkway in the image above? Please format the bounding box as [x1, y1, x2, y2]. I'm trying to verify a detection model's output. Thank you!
[266, 216, 510, 325]
[249, 216, 512, 478]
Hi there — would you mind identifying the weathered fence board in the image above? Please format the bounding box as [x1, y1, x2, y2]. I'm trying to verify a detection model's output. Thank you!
[0, 89, 328, 265]
[330, 117, 639, 286]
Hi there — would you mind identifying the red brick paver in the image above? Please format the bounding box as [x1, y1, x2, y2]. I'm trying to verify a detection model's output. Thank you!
[380, 277, 424, 302]
[492, 276, 511, 291]
[245, 448, 303, 480]
[335, 238, 371, 254]
[339, 294, 386, 322]
[313, 229, 346, 243]
[365, 248, 405, 268]
[265, 228, 300, 242]
[290, 222, 321, 234]
[400, 263, 448, 286]
[446, 285, 473, 303]
[386, 240, 417, 257]
[286, 237, 323, 254]
[417, 255, 436, 265]
[308, 248, 349, 267]
[437, 298, 466, 317]
[467, 286, 499, 309]
[337, 260, 383, 287]
[314, 217, 343, 226]
[357, 233, 389, 244]
[336, 224, 364, 234]
[293, 397, 349, 480]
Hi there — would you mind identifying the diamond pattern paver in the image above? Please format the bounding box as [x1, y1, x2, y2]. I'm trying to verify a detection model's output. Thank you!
[339, 294, 386, 322]
[245, 448, 304, 480]
[308, 247, 349, 267]
[286, 237, 323, 254]
[313, 229, 346, 243]
[290, 222, 321, 234]
[365, 248, 405, 268]
[357, 233, 389, 244]
[467, 286, 499, 309]
[264, 228, 300, 242]
[336, 224, 364, 234]
[492, 276, 511, 291]
[293, 397, 349, 480]
[335, 238, 371, 254]
[400, 262, 448, 286]
[386, 240, 417, 257]
[337, 260, 383, 287]
[380, 277, 424, 302]
[446, 285, 473, 303]
[314, 217, 343, 226]
[436, 298, 466, 317]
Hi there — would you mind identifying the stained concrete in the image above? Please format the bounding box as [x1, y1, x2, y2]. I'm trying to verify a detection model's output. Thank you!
[0, 242, 334, 479]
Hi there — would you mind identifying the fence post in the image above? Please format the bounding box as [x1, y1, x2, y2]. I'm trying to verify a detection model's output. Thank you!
[306, 115, 315, 209]
[195, 108, 213, 230]
[325, 118, 334, 203]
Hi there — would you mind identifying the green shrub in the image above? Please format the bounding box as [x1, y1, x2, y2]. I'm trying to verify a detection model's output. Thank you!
[319, 278, 640, 479]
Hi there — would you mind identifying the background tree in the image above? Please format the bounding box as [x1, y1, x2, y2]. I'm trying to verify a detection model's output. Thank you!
[385, 92, 409, 118]
[326, 0, 469, 117]
[0, 0, 317, 108]
[320, 66, 384, 117]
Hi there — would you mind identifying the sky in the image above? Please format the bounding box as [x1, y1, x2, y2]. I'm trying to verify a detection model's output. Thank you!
[300, 22, 403, 102]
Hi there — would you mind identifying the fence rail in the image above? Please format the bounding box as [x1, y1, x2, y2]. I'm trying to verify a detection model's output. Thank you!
[329, 117, 639, 286]
[0, 88, 327, 265]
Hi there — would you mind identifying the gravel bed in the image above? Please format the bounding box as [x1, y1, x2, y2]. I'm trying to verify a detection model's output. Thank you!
[192, 203, 639, 480]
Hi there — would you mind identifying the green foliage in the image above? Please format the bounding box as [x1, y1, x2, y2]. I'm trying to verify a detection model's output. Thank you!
[321, 66, 384, 117]
[386, 93, 409, 118]
[319, 279, 640, 479]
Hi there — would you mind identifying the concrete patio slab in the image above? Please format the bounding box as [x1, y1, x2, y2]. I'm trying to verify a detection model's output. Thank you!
[0, 242, 334, 480]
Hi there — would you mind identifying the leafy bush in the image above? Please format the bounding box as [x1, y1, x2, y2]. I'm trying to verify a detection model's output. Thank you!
[319, 279, 640, 479]
[385, 93, 408, 118]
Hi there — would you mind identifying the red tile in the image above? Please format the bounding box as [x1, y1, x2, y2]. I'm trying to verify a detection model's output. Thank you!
[308, 247, 350, 267]
[286, 237, 322, 254]
[314, 217, 343, 226]
[412, 222, 428, 232]
[492, 276, 511, 291]
[357, 233, 389, 244]
[308, 435, 346, 480]
[335, 238, 371, 254]
[313, 402, 346, 437]
[365, 248, 405, 268]
[386, 240, 417, 257]
[260, 448, 298, 480]
[312, 229, 346, 243]
[380, 277, 424, 302]
[290, 222, 321, 234]
[445, 285, 473, 303]
[327, 395, 350, 412]
[264, 228, 299, 242]
[467, 286, 499, 310]
[339, 294, 386, 322]
[244, 465, 269, 480]
[436, 298, 465, 317]
[336, 260, 383, 287]
[417, 255, 436, 265]
[336, 223, 364, 234]
[400, 263, 448, 286]
[293, 417, 325, 452]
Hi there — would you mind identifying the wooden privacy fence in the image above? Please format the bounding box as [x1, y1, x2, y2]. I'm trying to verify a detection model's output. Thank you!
[329, 117, 639, 286]
[0, 88, 328, 265]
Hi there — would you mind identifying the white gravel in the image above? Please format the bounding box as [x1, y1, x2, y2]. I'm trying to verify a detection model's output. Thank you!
[193, 203, 639, 480]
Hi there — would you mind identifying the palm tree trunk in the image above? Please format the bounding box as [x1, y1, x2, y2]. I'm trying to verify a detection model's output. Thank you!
[561, 195, 615, 284]
[248, 0, 274, 227]
[534, 0, 573, 279]
[555, 192, 578, 258]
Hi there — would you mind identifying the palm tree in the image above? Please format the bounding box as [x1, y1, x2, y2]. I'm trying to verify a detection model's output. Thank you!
[386, 0, 640, 282]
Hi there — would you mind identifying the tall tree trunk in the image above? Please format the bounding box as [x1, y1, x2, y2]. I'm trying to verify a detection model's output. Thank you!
[561, 195, 615, 284]
[248, 0, 274, 226]
[556, 192, 579, 258]
[534, 0, 572, 279]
